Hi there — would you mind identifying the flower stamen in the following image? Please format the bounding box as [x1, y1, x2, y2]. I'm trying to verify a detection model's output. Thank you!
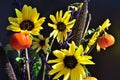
[57, 22, 66, 32]
[20, 20, 34, 31]
[63, 56, 78, 69]
[39, 40, 45, 47]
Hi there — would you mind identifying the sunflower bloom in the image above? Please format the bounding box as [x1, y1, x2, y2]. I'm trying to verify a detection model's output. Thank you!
[84, 19, 111, 53]
[48, 10, 76, 43]
[7, 4, 46, 35]
[48, 41, 94, 80]
[31, 34, 49, 53]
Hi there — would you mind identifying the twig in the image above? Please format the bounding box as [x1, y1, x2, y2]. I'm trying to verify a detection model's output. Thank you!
[84, 14, 91, 36]
[25, 48, 31, 80]
[72, 0, 89, 46]
[0, 43, 17, 80]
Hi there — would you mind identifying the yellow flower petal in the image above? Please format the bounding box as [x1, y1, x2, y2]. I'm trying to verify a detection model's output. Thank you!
[78, 56, 95, 65]
[15, 9, 22, 18]
[49, 62, 64, 75]
[53, 67, 66, 79]
[71, 68, 77, 80]
[48, 23, 57, 29]
[49, 67, 62, 75]
[62, 11, 69, 22]
[56, 11, 59, 21]
[27, 6, 32, 19]
[33, 38, 40, 42]
[77, 65, 86, 78]
[9, 21, 19, 27]
[30, 8, 38, 21]
[48, 59, 62, 63]
[59, 10, 63, 21]
[75, 45, 83, 58]
[57, 32, 63, 43]
[38, 34, 44, 39]
[8, 17, 16, 22]
[22, 5, 29, 19]
[8, 17, 22, 24]
[66, 23, 75, 30]
[63, 32, 67, 41]
[66, 19, 76, 25]
[96, 43, 100, 52]
[35, 17, 46, 26]
[84, 77, 98, 80]
[31, 28, 41, 35]
[63, 69, 70, 80]
[53, 50, 65, 58]
[64, 13, 71, 24]
[84, 46, 90, 54]
[50, 14, 57, 24]
[56, 10, 63, 22]
[31, 42, 40, 49]
[68, 41, 76, 55]
[61, 49, 69, 55]
[99, 19, 111, 32]
[50, 30, 58, 38]
[81, 56, 93, 59]
[6, 25, 21, 32]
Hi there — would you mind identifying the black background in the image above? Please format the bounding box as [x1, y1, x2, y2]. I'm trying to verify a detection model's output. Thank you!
[0, 0, 120, 80]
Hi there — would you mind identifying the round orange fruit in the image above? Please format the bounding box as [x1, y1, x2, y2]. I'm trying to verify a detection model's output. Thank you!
[10, 32, 32, 50]
[97, 34, 115, 49]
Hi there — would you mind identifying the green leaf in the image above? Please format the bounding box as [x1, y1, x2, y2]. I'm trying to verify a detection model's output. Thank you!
[68, 3, 83, 12]
[87, 28, 95, 35]
[33, 56, 42, 77]
[46, 48, 51, 53]
[29, 50, 36, 60]
[16, 57, 22, 62]
[16, 57, 25, 62]
[4, 44, 13, 53]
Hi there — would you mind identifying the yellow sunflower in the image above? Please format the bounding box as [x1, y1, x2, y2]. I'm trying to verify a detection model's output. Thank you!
[31, 34, 49, 53]
[48, 10, 76, 43]
[48, 41, 94, 80]
[7, 4, 46, 35]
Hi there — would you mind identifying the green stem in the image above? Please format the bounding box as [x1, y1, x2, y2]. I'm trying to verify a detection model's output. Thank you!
[46, 37, 55, 60]
[17, 50, 20, 57]
[42, 37, 55, 80]
[42, 65, 46, 80]
[87, 42, 97, 55]
[25, 48, 31, 80]
[82, 13, 91, 39]
[17, 50, 20, 80]
[83, 65, 91, 77]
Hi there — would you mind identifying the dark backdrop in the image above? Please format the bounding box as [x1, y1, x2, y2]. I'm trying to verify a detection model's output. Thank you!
[0, 0, 120, 80]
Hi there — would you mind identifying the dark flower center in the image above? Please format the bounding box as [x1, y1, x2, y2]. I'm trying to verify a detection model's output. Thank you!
[63, 56, 78, 69]
[39, 40, 45, 46]
[20, 20, 34, 31]
[57, 22, 66, 31]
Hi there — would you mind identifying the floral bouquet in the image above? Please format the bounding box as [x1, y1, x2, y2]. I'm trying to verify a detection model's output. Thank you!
[0, 0, 115, 80]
